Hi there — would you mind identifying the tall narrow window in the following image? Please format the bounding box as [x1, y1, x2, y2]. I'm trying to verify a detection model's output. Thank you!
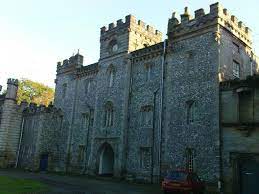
[89, 109, 94, 127]
[59, 115, 63, 131]
[145, 64, 152, 81]
[140, 105, 153, 127]
[104, 102, 114, 127]
[85, 80, 92, 94]
[109, 71, 114, 87]
[62, 83, 67, 98]
[107, 65, 115, 87]
[81, 113, 88, 129]
[233, 60, 240, 78]
[187, 101, 197, 124]
[186, 148, 194, 172]
[78, 145, 86, 163]
[233, 42, 240, 54]
[140, 147, 151, 170]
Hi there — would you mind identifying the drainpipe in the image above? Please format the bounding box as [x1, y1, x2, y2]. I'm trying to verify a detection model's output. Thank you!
[158, 40, 167, 181]
[151, 88, 159, 183]
[217, 31, 223, 194]
[125, 55, 133, 174]
[66, 74, 79, 172]
[15, 116, 25, 168]
[82, 112, 91, 174]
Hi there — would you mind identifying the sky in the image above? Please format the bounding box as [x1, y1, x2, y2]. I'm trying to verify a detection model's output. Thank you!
[0, 0, 258, 89]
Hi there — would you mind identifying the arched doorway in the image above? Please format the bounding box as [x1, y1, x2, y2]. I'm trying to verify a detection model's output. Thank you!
[98, 143, 114, 176]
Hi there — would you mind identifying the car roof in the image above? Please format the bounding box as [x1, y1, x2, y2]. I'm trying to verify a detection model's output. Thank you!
[168, 170, 195, 174]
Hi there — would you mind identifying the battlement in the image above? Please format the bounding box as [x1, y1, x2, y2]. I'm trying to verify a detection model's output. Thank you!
[23, 102, 62, 115]
[57, 53, 84, 74]
[100, 15, 162, 39]
[7, 78, 18, 86]
[167, 2, 252, 47]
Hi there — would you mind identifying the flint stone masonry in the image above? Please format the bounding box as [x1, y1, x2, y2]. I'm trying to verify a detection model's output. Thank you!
[0, 3, 258, 194]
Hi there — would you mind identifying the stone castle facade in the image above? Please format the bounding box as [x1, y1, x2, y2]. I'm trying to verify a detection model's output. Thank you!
[0, 2, 258, 193]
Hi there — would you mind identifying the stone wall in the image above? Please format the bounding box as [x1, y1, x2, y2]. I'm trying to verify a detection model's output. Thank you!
[126, 43, 163, 182]
[18, 104, 66, 172]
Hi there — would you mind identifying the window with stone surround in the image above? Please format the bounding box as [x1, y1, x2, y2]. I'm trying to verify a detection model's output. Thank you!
[233, 60, 240, 78]
[233, 42, 240, 54]
[104, 101, 114, 127]
[107, 65, 116, 87]
[85, 79, 92, 94]
[186, 148, 195, 172]
[89, 109, 94, 127]
[144, 64, 152, 81]
[81, 113, 89, 129]
[140, 147, 151, 170]
[186, 100, 197, 124]
[78, 145, 86, 163]
[140, 105, 153, 127]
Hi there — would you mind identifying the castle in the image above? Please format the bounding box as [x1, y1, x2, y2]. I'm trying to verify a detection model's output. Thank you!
[0, 3, 258, 194]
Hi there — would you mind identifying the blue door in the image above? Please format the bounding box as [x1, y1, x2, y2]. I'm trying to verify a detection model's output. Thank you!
[39, 154, 48, 171]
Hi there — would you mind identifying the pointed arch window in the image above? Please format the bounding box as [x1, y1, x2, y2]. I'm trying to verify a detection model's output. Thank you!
[186, 100, 197, 124]
[107, 65, 116, 87]
[104, 101, 114, 127]
[144, 64, 152, 81]
[85, 79, 92, 94]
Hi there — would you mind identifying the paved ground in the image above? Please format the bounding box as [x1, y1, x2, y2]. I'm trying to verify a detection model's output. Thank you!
[0, 169, 162, 194]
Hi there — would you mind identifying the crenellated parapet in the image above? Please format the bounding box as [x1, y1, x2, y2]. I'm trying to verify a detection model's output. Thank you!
[167, 2, 252, 47]
[100, 15, 162, 43]
[7, 78, 18, 86]
[6, 78, 18, 100]
[23, 102, 63, 115]
[76, 62, 99, 78]
[56, 53, 84, 75]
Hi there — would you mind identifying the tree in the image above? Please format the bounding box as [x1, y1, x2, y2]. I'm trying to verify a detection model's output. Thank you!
[17, 79, 54, 106]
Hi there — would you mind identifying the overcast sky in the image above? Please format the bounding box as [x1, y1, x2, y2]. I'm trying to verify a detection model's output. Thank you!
[0, 0, 258, 89]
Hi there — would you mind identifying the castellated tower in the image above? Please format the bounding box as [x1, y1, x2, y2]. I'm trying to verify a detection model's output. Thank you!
[163, 2, 257, 189]
[100, 15, 162, 59]
[0, 79, 23, 167]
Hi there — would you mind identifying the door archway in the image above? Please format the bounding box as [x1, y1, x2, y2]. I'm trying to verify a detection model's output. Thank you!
[98, 143, 114, 176]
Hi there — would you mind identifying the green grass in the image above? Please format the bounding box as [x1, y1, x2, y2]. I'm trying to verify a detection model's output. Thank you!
[0, 176, 49, 194]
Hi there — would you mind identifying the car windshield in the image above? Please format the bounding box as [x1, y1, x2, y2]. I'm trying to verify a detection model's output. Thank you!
[166, 171, 188, 181]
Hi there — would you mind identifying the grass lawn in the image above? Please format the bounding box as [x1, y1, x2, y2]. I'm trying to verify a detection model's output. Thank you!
[0, 176, 49, 194]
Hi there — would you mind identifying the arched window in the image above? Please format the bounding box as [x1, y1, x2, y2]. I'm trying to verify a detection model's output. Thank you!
[104, 101, 114, 127]
[107, 65, 116, 87]
[186, 100, 197, 124]
[85, 79, 92, 94]
[144, 64, 152, 81]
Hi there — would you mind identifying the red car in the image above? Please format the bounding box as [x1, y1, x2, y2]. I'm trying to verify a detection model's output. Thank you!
[162, 170, 205, 194]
